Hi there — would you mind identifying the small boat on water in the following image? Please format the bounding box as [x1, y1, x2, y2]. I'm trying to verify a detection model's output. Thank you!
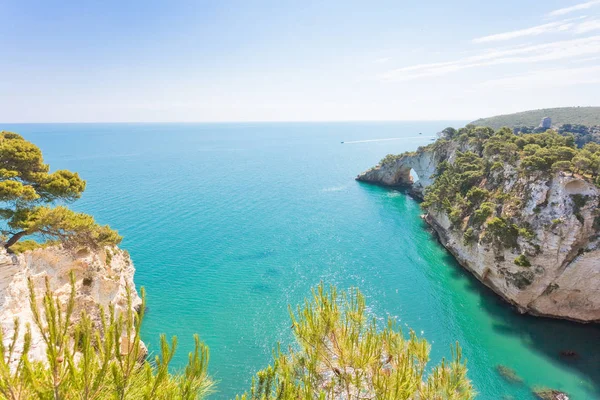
[341, 141, 344, 144]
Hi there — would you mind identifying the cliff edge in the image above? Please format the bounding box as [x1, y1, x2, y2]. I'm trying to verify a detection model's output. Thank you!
[0, 245, 142, 362]
[358, 127, 600, 323]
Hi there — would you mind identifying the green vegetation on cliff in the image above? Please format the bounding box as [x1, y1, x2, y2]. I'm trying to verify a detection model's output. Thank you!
[0, 131, 121, 251]
[421, 125, 600, 251]
[470, 107, 600, 129]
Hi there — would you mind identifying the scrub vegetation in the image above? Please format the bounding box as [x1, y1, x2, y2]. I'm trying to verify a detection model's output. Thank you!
[1, 281, 473, 400]
[0, 274, 213, 400]
[420, 125, 600, 250]
[470, 107, 600, 130]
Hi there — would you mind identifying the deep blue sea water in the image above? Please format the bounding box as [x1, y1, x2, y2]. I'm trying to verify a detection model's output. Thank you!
[3, 122, 600, 399]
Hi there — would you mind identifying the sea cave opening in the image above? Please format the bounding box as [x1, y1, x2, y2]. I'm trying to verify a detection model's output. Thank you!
[410, 168, 420, 185]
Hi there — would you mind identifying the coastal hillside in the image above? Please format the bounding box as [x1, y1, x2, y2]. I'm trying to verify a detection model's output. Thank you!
[470, 107, 600, 130]
[358, 126, 600, 323]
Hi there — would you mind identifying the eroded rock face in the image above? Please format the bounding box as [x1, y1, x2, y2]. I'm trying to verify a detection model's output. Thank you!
[357, 143, 600, 323]
[0, 245, 142, 362]
[357, 141, 459, 197]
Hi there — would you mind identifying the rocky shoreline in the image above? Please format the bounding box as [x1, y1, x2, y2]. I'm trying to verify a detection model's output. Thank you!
[357, 140, 600, 323]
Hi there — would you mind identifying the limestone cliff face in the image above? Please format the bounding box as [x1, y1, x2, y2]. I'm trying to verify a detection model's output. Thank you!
[0, 245, 142, 362]
[357, 142, 600, 323]
[357, 141, 460, 197]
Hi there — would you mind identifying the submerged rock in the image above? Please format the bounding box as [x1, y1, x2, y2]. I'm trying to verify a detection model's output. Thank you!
[496, 365, 523, 384]
[532, 387, 570, 400]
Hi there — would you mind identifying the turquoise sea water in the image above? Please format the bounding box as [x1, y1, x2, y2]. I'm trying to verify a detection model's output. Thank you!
[3, 122, 600, 399]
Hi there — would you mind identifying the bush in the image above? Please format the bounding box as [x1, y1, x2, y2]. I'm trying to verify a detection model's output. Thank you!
[551, 218, 562, 227]
[518, 226, 536, 241]
[514, 254, 531, 267]
[486, 217, 519, 248]
[551, 160, 573, 173]
[472, 202, 495, 227]
[463, 227, 477, 245]
[380, 154, 401, 166]
[9, 239, 56, 254]
[466, 187, 489, 207]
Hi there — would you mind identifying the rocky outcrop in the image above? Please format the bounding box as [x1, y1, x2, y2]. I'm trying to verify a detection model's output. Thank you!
[540, 117, 552, 129]
[357, 142, 600, 323]
[0, 245, 142, 362]
[357, 142, 457, 197]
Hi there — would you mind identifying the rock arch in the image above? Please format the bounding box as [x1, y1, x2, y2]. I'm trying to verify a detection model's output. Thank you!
[356, 149, 438, 196]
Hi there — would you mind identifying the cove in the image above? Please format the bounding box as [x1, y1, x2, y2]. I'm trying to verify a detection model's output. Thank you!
[4, 122, 600, 399]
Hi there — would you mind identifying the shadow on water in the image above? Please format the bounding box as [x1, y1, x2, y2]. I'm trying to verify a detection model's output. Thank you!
[433, 231, 600, 395]
[358, 182, 600, 395]
[428, 228, 600, 395]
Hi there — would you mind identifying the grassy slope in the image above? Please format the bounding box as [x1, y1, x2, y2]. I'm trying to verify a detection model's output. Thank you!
[471, 107, 600, 129]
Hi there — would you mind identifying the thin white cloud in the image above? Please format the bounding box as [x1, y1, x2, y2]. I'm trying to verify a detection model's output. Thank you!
[548, 0, 600, 17]
[574, 18, 600, 32]
[473, 21, 574, 43]
[380, 35, 600, 81]
[472, 17, 600, 43]
[481, 65, 600, 88]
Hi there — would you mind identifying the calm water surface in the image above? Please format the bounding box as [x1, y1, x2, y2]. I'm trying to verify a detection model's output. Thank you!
[4, 122, 600, 399]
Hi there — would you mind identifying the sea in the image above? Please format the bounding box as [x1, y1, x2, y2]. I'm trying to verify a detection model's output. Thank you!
[4, 122, 600, 399]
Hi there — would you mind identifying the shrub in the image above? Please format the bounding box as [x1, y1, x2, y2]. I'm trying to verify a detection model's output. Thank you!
[463, 227, 477, 245]
[517, 225, 536, 241]
[486, 217, 519, 248]
[466, 187, 489, 207]
[551, 160, 573, 174]
[9, 239, 57, 254]
[105, 248, 113, 266]
[449, 206, 464, 226]
[551, 218, 562, 227]
[514, 255, 531, 267]
[472, 202, 495, 227]
[380, 154, 401, 166]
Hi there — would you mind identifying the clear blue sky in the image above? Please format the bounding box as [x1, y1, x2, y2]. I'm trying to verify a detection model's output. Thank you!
[1, 0, 599, 122]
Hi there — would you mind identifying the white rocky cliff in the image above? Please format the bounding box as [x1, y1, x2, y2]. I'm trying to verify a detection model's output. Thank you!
[0, 245, 142, 363]
[357, 143, 600, 323]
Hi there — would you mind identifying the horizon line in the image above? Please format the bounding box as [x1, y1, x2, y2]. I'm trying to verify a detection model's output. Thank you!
[0, 118, 473, 125]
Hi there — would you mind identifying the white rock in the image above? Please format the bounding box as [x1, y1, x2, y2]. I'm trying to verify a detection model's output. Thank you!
[358, 144, 600, 322]
[0, 245, 142, 363]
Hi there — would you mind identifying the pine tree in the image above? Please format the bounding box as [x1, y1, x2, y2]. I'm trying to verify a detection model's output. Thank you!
[237, 284, 474, 400]
[0, 131, 120, 251]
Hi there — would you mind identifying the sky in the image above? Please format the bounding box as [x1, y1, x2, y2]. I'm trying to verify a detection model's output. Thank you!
[1, 0, 599, 122]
